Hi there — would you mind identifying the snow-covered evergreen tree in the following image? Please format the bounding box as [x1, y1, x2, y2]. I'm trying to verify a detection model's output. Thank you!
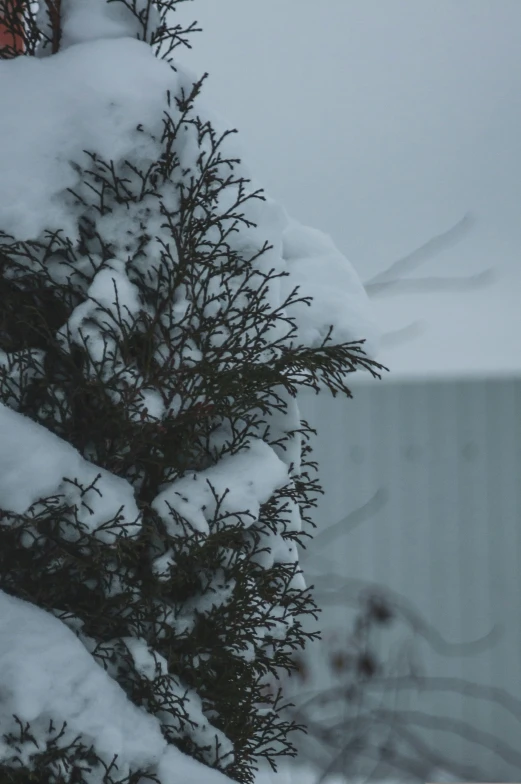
[0, 1, 382, 782]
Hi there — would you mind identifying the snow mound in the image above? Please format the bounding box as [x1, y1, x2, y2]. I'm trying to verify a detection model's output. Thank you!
[152, 438, 305, 590]
[56, 0, 159, 50]
[0, 38, 173, 241]
[0, 589, 232, 782]
[282, 219, 380, 356]
[0, 402, 140, 543]
[153, 439, 288, 536]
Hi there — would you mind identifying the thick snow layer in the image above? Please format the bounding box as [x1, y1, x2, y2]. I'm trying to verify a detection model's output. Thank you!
[152, 438, 305, 589]
[0, 402, 140, 542]
[56, 0, 159, 50]
[153, 438, 289, 535]
[0, 38, 174, 241]
[0, 589, 232, 783]
[281, 219, 379, 356]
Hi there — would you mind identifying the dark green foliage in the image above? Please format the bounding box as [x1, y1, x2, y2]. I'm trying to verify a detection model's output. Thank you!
[0, 1, 383, 782]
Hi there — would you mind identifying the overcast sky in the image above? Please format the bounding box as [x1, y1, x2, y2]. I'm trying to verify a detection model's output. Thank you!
[175, 1, 521, 377]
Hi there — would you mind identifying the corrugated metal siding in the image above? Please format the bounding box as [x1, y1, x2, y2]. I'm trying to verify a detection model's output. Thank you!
[298, 375, 521, 780]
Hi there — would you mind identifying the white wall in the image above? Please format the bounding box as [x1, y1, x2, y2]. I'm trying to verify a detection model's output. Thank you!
[298, 375, 521, 780]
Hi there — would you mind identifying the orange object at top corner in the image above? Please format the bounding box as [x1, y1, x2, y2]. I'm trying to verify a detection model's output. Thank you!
[0, 1, 25, 55]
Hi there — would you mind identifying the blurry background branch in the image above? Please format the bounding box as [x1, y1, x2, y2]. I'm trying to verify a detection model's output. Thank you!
[288, 577, 520, 782]
[364, 213, 495, 349]
[364, 213, 492, 297]
[284, 489, 517, 783]
[44, 0, 62, 53]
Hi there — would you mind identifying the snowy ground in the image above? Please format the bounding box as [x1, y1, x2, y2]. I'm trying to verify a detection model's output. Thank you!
[255, 765, 457, 784]
[256, 768, 346, 784]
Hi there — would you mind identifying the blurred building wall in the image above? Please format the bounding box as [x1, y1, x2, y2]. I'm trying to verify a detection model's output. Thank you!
[299, 375, 521, 780]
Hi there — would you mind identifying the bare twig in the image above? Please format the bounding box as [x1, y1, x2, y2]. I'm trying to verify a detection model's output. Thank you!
[368, 269, 494, 298]
[365, 214, 477, 296]
[301, 489, 388, 558]
[44, 0, 61, 53]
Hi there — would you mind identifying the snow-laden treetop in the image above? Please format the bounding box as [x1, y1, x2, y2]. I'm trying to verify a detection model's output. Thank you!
[0, 15, 379, 356]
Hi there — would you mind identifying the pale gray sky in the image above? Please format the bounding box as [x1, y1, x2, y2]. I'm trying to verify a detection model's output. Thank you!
[175, 1, 521, 377]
